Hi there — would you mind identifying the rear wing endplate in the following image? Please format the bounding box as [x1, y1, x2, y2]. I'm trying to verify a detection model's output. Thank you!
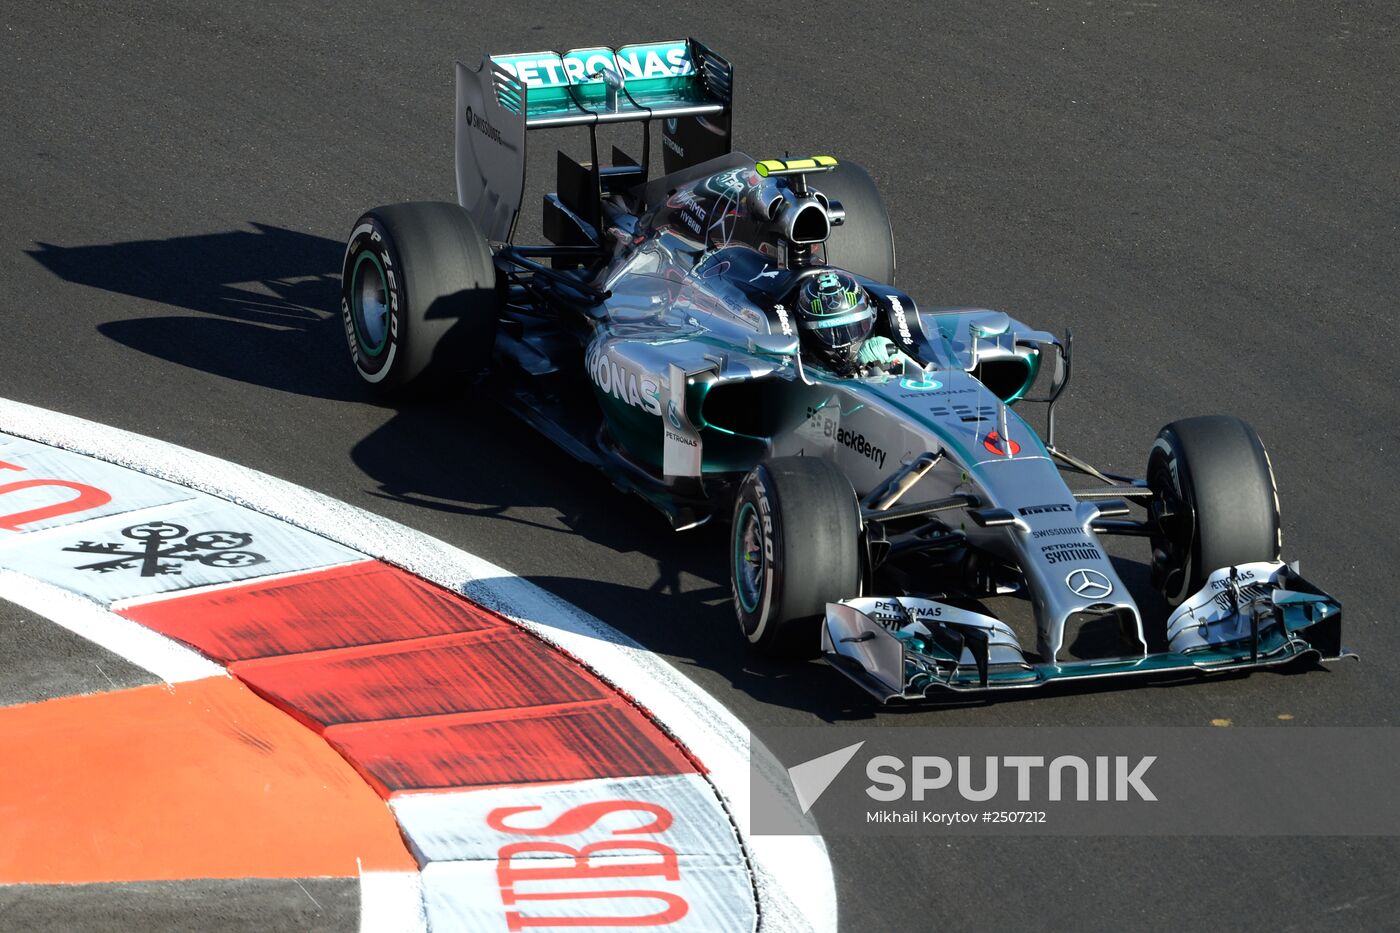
[456, 38, 734, 242]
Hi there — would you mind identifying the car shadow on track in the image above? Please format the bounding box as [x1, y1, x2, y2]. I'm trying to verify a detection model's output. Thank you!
[27, 224, 363, 401]
[350, 396, 886, 716]
[28, 223, 815, 706]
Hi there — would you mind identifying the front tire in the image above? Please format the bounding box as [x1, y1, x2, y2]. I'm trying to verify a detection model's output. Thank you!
[1147, 415, 1282, 605]
[731, 457, 862, 659]
[341, 201, 497, 396]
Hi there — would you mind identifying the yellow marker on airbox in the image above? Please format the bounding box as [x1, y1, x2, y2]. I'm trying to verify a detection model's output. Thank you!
[755, 155, 838, 177]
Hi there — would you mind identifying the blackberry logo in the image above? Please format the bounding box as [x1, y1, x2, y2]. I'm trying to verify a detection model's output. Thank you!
[804, 409, 887, 470]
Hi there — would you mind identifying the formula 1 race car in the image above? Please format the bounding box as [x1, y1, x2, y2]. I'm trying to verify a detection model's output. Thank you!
[338, 39, 1350, 701]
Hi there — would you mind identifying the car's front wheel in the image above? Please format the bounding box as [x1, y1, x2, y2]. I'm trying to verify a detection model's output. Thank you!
[1147, 415, 1282, 605]
[731, 457, 863, 659]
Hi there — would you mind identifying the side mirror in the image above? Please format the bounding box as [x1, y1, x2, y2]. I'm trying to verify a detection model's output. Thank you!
[825, 197, 846, 227]
[1051, 329, 1073, 396]
[748, 333, 800, 357]
[970, 311, 1011, 338]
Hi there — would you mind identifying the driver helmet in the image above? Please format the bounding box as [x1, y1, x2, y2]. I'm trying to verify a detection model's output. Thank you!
[795, 269, 874, 373]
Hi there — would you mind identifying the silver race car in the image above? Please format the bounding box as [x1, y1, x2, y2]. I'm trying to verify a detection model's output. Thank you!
[339, 38, 1350, 701]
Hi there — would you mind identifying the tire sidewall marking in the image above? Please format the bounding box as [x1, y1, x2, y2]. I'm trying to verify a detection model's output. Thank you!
[735, 468, 780, 642]
[342, 220, 402, 384]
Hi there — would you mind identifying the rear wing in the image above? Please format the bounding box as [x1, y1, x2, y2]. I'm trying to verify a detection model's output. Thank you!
[455, 38, 734, 242]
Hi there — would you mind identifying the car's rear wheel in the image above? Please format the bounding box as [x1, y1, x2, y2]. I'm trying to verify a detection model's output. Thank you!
[341, 201, 497, 396]
[731, 457, 863, 659]
[815, 161, 896, 286]
[1147, 415, 1281, 605]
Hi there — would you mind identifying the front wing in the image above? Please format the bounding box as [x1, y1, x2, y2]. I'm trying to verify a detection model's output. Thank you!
[820, 562, 1351, 702]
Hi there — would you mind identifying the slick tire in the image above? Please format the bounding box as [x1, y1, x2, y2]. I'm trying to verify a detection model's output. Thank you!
[816, 161, 896, 286]
[731, 457, 863, 659]
[1146, 415, 1282, 606]
[341, 201, 497, 396]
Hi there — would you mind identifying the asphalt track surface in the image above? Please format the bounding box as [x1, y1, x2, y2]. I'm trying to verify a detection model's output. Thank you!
[2, 2, 1398, 930]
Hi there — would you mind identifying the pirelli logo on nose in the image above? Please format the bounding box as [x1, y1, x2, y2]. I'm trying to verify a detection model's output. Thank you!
[1018, 503, 1073, 516]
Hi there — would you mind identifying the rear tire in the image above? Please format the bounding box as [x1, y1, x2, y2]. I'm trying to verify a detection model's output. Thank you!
[815, 161, 897, 286]
[731, 457, 862, 659]
[1147, 415, 1281, 605]
[341, 201, 497, 396]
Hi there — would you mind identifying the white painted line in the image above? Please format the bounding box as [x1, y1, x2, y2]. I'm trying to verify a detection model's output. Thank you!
[358, 869, 427, 933]
[0, 570, 223, 684]
[0, 397, 837, 933]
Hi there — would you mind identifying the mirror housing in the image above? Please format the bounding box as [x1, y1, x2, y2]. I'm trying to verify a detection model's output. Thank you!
[748, 333, 800, 357]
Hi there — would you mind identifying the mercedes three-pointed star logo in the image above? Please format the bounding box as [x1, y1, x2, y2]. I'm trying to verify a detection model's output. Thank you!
[1065, 568, 1113, 599]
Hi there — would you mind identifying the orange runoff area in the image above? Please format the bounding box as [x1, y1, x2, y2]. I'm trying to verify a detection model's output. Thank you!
[0, 676, 415, 883]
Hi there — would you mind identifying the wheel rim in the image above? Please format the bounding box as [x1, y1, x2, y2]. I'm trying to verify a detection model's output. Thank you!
[1147, 455, 1192, 600]
[351, 251, 390, 357]
[734, 501, 764, 614]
